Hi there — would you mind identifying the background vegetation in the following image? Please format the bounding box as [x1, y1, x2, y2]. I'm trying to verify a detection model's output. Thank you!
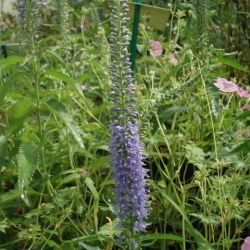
[0, 0, 249, 249]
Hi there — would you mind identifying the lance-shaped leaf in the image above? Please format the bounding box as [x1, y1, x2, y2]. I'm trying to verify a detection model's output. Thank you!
[7, 98, 33, 134]
[46, 98, 84, 148]
[0, 56, 23, 72]
[215, 57, 249, 73]
[17, 143, 39, 206]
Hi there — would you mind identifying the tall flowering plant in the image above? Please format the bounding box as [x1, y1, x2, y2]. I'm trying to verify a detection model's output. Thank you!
[17, 0, 47, 48]
[17, 0, 47, 19]
[108, 0, 148, 245]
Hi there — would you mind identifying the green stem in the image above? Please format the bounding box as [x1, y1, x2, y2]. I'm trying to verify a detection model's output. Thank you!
[182, 189, 186, 250]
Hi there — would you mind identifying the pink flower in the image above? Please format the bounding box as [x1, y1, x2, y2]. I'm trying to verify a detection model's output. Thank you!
[241, 236, 250, 250]
[243, 131, 250, 138]
[235, 131, 242, 137]
[235, 131, 250, 138]
[214, 78, 238, 93]
[168, 53, 179, 66]
[242, 104, 250, 111]
[214, 78, 250, 98]
[74, 61, 81, 67]
[80, 169, 88, 177]
[150, 40, 163, 57]
[236, 87, 250, 98]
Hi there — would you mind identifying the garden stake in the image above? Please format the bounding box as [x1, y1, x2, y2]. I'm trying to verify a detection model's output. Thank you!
[129, 1, 171, 72]
[1, 44, 7, 58]
[130, 0, 141, 72]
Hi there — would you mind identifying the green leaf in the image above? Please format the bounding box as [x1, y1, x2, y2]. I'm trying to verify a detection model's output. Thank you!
[78, 242, 101, 250]
[197, 246, 216, 250]
[7, 98, 33, 134]
[0, 136, 7, 155]
[76, 72, 95, 82]
[237, 111, 250, 120]
[139, 233, 184, 242]
[17, 143, 39, 206]
[66, 235, 111, 243]
[231, 140, 250, 156]
[0, 190, 20, 207]
[45, 69, 85, 98]
[84, 177, 99, 231]
[0, 219, 8, 234]
[0, 56, 23, 71]
[153, 183, 208, 246]
[45, 98, 84, 148]
[84, 177, 99, 199]
[0, 189, 36, 208]
[62, 242, 76, 250]
[185, 143, 207, 170]
[46, 50, 64, 64]
[190, 213, 220, 225]
[45, 70, 72, 85]
[216, 57, 249, 73]
[57, 174, 80, 188]
[223, 155, 245, 170]
[0, 29, 16, 40]
[67, 235, 122, 249]
[159, 106, 188, 123]
[47, 240, 61, 249]
[98, 219, 121, 237]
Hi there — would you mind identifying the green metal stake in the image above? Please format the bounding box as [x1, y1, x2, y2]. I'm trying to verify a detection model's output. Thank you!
[130, 0, 142, 72]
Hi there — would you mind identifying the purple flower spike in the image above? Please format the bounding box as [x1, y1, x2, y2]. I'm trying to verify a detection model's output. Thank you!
[109, 121, 148, 231]
[241, 236, 250, 250]
[214, 78, 238, 93]
[109, 0, 148, 234]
